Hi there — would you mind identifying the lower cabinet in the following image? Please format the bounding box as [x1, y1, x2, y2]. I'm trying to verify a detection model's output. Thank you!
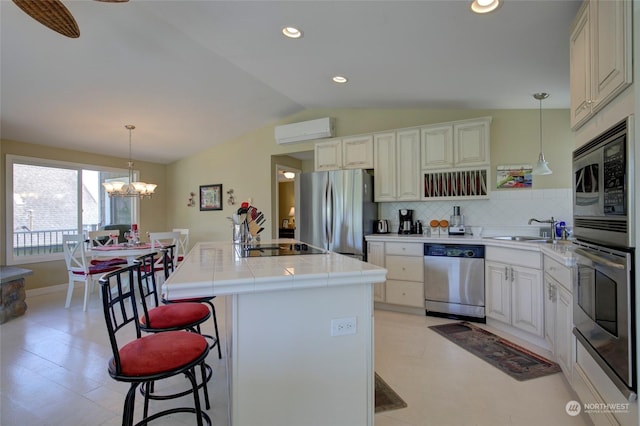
[543, 254, 574, 381]
[367, 241, 424, 309]
[367, 241, 385, 302]
[485, 247, 543, 338]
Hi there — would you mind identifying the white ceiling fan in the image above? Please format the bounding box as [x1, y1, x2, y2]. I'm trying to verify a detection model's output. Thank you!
[12, 0, 128, 38]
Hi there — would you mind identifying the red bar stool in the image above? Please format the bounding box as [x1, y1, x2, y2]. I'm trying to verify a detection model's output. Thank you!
[99, 264, 211, 426]
[134, 252, 213, 407]
[160, 248, 223, 359]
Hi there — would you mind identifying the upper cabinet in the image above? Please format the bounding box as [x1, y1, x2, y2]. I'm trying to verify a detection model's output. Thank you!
[421, 117, 491, 170]
[315, 135, 374, 171]
[570, 0, 632, 130]
[374, 129, 421, 202]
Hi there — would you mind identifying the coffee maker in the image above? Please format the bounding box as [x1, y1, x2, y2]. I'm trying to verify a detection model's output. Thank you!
[398, 209, 414, 234]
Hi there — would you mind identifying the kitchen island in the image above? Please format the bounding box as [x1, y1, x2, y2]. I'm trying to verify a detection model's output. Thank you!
[162, 240, 387, 426]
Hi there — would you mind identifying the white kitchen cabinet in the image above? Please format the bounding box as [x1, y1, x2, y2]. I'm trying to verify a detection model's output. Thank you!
[383, 242, 424, 309]
[569, 0, 632, 130]
[421, 125, 452, 169]
[421, 117, 491, 170]
[374, 129, 421, 201]
[367, 241, 386, 302]
[543, 254, 574, 381]
[485, 247, 543, 338]
[315, 135, 373, 171]
[453, 119, 490, 167]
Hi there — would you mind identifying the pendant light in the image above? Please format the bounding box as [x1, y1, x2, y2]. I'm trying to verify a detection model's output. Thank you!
[532, 93, 552, 175]
[102, 125, 157, 198]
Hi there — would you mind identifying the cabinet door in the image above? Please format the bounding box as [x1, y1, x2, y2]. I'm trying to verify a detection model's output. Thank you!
[511, 266, 543, 337]
[421, 125, 453, 169]
[570, 3, 591, 129]
[315, 139, 342, 171]
[396, 129, 421, 201]
[543, 276, 556, 351]
[485, 262, 511, 323]
[453, 119, 490, 167]
[368, 242, 386, 302]
[590, 0, 632, 115]
[385, 255, 423, 282]
[342, 135, 373, 169]
[555, 283, 573, 378]
[373, 132, 397, 201]
[385, 280, 425, 308]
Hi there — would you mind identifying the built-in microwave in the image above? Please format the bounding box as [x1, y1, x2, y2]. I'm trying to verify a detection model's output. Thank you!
[573, 117, 634, 249]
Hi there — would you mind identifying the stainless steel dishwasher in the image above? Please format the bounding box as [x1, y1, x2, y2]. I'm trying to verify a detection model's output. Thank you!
[424, 243, 485, 321]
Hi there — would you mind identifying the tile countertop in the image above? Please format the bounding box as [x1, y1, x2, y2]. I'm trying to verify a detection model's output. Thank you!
[162, 239, 387, 300]
[365, 233, 577, 267]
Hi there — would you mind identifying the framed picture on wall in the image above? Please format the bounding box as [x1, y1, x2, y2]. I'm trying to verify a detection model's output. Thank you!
[200, 184, 223, 211]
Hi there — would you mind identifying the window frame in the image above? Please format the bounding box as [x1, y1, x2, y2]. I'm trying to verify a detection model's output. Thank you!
[6, 155, 140, 266]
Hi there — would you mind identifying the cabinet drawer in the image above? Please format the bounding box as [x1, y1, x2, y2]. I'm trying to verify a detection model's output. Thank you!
[544, 255, 571, 292]
[385, 242, 423, 256]
[486, 246, 541, 269]
[386, 255, 423, 282]
[385, 280, 425, 308]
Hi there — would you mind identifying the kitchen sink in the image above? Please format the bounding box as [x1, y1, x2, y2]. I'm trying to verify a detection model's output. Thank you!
[485, 236, 552, 243]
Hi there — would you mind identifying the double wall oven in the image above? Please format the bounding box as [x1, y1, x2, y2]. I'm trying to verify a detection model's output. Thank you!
[572, 116, 636, 400]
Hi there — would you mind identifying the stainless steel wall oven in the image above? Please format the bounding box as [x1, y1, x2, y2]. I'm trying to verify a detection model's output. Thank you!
[572, 115, 636, 401]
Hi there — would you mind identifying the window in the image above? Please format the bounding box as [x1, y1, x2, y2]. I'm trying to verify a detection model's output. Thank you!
[6, 155, 139, 265]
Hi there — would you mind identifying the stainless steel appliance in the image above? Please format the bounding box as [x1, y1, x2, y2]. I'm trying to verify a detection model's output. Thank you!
[299, 169, 377, 261]
[448, 206, 465, 235]
[573, 240, 635, 400]
[573, 117, 633, 248]
[572, 116, 636, 400]
[399, 209, 414, 234]
[424, 243, 485, 320]
[374, 220, 390, 234]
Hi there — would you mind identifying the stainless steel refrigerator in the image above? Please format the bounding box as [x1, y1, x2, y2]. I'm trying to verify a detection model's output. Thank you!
[299, 169, 377, 261]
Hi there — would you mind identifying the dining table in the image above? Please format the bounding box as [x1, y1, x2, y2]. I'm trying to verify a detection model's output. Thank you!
[88, 243, 159, 265]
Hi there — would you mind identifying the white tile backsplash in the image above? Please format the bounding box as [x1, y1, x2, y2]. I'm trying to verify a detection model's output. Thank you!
[379, 188, 572, 236]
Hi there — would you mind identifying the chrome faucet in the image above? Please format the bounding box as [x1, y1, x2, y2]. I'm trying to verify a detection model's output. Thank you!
[528, 216, 556, 241]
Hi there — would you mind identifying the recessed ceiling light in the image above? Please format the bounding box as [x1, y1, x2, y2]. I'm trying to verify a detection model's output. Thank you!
[471, 0, 501, 14]
[282, 26, 303, 39]
[283, 171, 295, 179]
[332, 76, 348, 84]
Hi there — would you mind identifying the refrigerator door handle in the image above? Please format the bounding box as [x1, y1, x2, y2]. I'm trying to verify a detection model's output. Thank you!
[327, 180, 334, 245]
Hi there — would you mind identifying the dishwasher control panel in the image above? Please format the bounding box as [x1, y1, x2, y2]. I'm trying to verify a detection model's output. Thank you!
[424, 244, 485, 258]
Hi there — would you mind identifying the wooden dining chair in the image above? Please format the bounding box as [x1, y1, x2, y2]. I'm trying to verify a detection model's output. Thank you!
[149, 231, 180, 282]
[99, 264, 211, 426]
[172, 228, 189, 264]
[87, 230, 127, 267]
[62, 234, 120, 312]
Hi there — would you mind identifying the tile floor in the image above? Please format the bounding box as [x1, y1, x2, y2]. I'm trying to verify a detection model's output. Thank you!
[1, 289, 590, 425]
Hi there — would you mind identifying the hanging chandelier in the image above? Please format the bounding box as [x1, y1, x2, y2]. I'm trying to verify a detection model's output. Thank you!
[102, 125, 157, 198]
[531, 93, 552, 176]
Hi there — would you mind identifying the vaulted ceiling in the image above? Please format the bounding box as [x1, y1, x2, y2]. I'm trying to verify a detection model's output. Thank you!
[1, 0, 581, 164]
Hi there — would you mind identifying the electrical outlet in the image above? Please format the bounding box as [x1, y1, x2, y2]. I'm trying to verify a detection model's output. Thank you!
[331, 317, 357, 336]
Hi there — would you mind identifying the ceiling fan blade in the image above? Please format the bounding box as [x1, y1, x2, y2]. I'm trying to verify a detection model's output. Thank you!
[12, 0, 80, 38]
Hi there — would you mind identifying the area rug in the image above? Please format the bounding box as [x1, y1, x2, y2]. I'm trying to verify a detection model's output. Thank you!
[429, 321, 561, 381]
[375, 373, 407, 413]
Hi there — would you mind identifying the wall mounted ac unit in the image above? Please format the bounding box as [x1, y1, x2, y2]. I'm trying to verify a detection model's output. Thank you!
[275, 117, 335, 144]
